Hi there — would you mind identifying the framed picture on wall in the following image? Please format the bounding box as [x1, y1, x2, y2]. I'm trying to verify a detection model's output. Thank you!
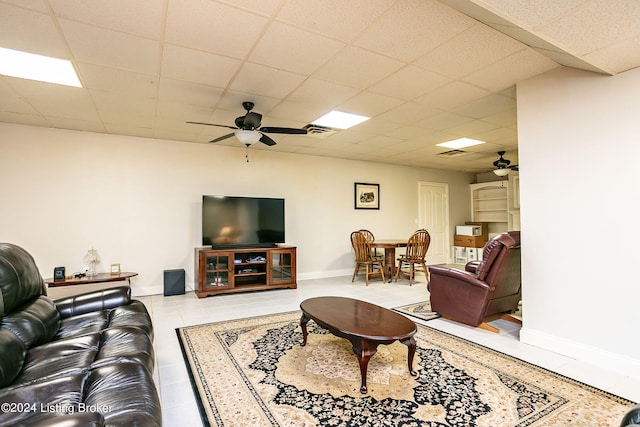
[354, 182, 380, 210]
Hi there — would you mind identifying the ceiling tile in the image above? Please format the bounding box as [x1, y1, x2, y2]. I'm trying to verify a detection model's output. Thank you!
[337, 91, 404, 118]
[59, 19, 160, 74]
[535, 0, 640, 56]
[584, 34, 640, 73]
[249, 22, 345, 75]
[161, 44, 242, 88]
[313, 46, 404, 89]
[49, 0, 165, 39]
[376, 102, 441, 125]
[414, 23, 526, 79]
[286, 78, 360, 107]
[229, 62, 306, 99]
[354, 0, 474, 62]
[165, 0, 268, 59]
[413, 81, 491, 110]
[0, 3, 69, 57]
[276, 0, 393, 42]
[369, 65, 451, 100]
[157, 78, 224, 107]
[462, 49, 559, 92]
[77, 63, 158, 98]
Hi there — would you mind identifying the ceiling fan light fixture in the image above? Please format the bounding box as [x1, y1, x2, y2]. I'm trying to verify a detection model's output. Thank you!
[493, 168, 511, 177]
[235, 129, 261, 145]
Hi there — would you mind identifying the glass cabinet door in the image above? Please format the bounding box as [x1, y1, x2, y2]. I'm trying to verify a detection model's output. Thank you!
[271, 250, 294, 284]
[204, 254, 230, 288]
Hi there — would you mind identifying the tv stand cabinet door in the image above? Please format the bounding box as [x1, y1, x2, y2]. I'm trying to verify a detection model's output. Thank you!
[269, 248, 296, 286]
[197, 250, 232, 296]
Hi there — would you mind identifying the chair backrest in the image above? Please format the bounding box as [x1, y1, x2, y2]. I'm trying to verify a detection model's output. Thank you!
[350, 231, 370, 263]
[358, 229, 375, 243]
[405, 229, 430, 260]
[475, 231, 521, 298]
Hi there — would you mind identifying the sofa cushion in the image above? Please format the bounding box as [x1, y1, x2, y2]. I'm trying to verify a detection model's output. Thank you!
[84, 362, 162, 426]
[12, 334, 99, 386]
[2, 296, 60, 348]
[55, 311, 109, 340]
[108, 301, 154, 339]
[0, 329, 26, 388]
[0, 243, 45, 316]
[93, 326, 155, 373]
[0, 374, 85, 426]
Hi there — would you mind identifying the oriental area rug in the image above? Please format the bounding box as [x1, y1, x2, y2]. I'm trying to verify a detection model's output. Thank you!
[392, 301, 440, 322]
[176, 311, 633, 427]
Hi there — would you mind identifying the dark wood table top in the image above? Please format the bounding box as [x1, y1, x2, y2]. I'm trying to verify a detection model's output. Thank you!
[45, 272, 138, 287]
[300, 296, 416, 340]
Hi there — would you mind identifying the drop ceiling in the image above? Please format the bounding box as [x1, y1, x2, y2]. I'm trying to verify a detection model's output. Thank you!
[1, 0, 639, 172]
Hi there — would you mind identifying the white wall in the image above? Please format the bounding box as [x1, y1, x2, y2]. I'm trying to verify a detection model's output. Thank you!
[0, 123, 473, 296]
[517, 67, 640, 378]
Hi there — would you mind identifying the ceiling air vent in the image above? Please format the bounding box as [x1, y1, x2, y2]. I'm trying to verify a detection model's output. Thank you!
[437, 149, 467, 157]
[303, 123, 339, 139]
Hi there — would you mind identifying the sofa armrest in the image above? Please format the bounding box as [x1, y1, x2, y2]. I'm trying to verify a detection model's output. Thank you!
[54, 286, 131, 319]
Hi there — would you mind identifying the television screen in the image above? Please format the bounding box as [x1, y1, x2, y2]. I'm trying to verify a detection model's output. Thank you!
[202, 196, 285, 247]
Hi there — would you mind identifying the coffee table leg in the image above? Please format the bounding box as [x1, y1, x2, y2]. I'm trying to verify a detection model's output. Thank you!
[300, 313, 309, 346]
[351, 340, 378, 394]
[400, 336, 417, 376]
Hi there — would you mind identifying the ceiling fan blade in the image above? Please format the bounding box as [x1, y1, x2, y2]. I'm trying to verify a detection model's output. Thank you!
[209, 133, 235, 143]
[259, 127, 307, 135]
[259, 133, 277, 146]
[186, 121, 237, 130]
[242, 112, 262, 129]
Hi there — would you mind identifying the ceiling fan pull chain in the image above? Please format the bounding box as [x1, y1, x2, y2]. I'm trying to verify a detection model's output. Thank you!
[245, 144, 250, 163]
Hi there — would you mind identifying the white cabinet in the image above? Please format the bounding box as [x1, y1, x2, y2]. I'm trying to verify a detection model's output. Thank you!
[470, 178, 520, 236]
[452, 246, 483, 264]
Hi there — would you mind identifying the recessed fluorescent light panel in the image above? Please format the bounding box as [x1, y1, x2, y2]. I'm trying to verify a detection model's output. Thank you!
[0, 47, 82, 87]
[437, 137, 485, 149]
[312, 110, 369, 129]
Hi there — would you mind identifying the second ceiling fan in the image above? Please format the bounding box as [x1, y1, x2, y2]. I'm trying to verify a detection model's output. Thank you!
[187, 101, 307, 146]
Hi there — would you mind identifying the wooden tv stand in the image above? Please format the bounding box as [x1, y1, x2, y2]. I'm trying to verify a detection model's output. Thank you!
[194, 246, 296, 298]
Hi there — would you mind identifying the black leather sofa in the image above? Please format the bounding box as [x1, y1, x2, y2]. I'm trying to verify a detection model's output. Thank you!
[0, 243, 161, 426]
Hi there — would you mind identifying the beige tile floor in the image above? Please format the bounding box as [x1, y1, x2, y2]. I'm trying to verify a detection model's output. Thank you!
[136, 274, 640, 426]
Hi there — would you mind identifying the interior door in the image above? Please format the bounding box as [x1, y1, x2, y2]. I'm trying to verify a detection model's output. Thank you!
[418, 182, 449, 265]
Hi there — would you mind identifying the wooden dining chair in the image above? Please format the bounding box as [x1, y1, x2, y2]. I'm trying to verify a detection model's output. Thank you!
[358, 229, 382, 260]
[350, 231, 385, 285]
[395, 229, 430, 285]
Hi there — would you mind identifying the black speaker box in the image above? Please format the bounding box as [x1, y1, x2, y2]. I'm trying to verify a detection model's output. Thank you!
[164, 269, 185, 296]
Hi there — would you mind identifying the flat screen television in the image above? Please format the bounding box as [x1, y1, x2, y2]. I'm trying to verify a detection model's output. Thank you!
[202, 195, 285, 247]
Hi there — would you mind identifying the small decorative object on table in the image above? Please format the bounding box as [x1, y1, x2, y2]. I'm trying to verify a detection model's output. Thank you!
[53, 266, 65, 281]
[110, 263, 121, 275]
[83, 247, 100, 277]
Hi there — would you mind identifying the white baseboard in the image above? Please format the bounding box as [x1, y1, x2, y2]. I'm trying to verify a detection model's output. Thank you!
[298, 268, 352, 281]
[520, 327, 640, 381]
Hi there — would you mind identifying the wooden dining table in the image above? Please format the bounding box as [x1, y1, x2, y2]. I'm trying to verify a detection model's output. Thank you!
[370, 239, 408, 282]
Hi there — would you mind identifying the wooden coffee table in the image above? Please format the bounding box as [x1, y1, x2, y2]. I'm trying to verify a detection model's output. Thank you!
[299, 296, 417, 394]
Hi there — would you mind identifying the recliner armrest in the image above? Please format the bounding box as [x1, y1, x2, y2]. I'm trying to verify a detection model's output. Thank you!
[465, 261, 481, 273]
[54, 286, 132, 319]
[428, 265, 490, 290]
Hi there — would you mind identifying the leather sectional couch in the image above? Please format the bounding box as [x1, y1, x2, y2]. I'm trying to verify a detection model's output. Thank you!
[0, 243, 161, 426]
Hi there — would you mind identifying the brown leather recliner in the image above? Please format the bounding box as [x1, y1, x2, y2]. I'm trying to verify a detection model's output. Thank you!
[428, 231, 521, 333]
